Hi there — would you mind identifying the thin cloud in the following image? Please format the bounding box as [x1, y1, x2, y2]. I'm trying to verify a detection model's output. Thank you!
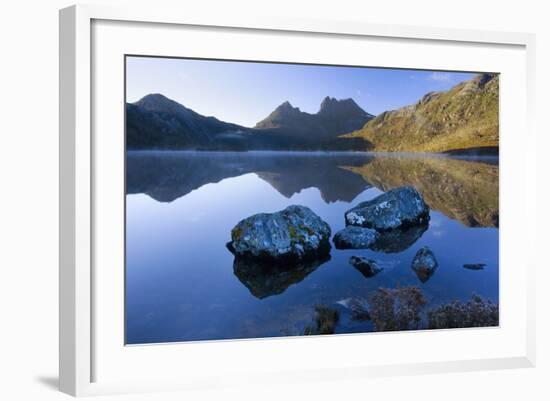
[428, 72, 452, 82]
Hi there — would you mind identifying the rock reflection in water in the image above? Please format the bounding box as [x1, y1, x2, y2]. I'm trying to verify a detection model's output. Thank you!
[412, 266, 437, 283]
[369, 223, 429, 253]
[232, 255, 331, 299]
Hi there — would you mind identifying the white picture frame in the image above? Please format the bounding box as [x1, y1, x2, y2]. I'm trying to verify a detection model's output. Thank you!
[59, 4, 536, 397]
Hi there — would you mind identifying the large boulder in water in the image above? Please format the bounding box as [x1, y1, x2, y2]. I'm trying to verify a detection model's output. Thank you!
[344, 186, 429, 231]
[227, 205, 331, 261]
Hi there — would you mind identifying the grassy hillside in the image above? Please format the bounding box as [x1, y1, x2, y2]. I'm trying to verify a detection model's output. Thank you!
[343, 73, 499, 152]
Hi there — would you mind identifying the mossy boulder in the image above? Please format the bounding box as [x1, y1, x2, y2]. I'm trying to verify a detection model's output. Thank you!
[227, 205, 331, 261]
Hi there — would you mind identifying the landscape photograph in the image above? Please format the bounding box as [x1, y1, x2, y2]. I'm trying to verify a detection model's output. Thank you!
[125, 56, 499, 344]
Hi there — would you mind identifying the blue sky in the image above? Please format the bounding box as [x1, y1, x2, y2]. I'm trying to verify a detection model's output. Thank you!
[126, 56, 474, 128]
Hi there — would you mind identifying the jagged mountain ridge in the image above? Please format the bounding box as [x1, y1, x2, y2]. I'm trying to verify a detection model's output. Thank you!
[255, 96, 375, 140]
[126, 95, 374, 150]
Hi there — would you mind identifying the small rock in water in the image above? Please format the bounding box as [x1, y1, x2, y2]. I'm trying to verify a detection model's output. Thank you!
[227, 205, 331, 261]
[411, 246, 438, 283]
[463, 263, 486, 270]
[344, 186, 430, 231]
[349, 256, 383, 278]
[333, 226, 379, 249]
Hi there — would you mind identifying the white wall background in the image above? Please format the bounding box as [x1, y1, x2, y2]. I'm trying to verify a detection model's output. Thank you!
[0, 0, 547, 399]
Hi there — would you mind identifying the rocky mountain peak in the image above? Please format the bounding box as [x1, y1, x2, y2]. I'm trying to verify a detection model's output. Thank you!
[318, 96, 367, 117]
[254, 96, 374, 140]
[277, 100, 296, 109]
[135, 93, 189, 115]
[475, 73, 497, 88]
[456, 73, 498, 97]
[319, 96, 338, 109]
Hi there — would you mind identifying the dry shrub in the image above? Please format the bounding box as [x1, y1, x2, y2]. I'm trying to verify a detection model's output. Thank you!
[368, 287, 426, 331]
[427, 294, 498, 329]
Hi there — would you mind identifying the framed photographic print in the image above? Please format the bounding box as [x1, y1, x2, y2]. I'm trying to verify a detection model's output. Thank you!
[59, 4, 536, 396]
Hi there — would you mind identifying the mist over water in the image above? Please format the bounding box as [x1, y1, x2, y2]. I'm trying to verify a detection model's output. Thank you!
[125, 151, 499, 344]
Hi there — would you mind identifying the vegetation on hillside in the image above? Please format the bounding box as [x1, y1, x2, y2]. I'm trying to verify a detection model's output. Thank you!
[343, 73, 499, 152]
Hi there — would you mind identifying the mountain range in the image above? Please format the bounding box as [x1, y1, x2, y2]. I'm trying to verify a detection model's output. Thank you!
[127, 94, 373, 151]
[126, 73, 499, 153]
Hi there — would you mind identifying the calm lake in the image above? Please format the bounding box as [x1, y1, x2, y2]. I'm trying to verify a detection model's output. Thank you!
[125, 151, 499, 344]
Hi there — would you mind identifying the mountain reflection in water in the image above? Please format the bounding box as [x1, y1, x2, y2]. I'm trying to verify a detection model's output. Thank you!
[127, 151, 372, 203]
[341, 156, 499, 227]
[127, 151, 498, 228]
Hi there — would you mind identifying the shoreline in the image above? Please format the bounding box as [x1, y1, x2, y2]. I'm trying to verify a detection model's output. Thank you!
[126, 147, 499, 159]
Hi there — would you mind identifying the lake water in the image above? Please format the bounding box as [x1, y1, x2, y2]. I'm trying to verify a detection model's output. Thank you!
[125, 151, 499, 344]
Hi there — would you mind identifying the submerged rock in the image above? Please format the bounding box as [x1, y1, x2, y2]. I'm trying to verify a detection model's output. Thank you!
[337, 297, 371, 321]
[345, 186, 429, 231]
[303, 305, 340, 335]
[411, 247, 438, 283]
[347, 298, 371, 321]
[232, 255, 329, 299]
[349, 256, 383, 278]
[463, 263, 486, 270]
[227, 205, 331, 261]
[333, 226, 379, 249]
